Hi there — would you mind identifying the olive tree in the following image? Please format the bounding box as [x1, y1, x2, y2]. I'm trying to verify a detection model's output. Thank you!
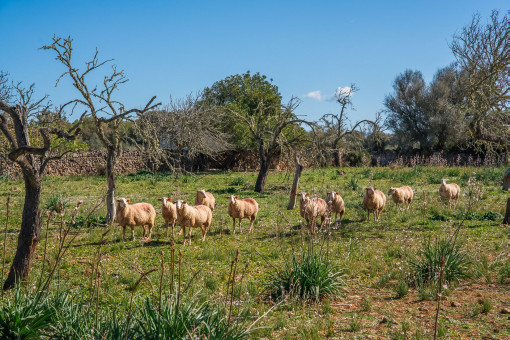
[0, 72, 81, 289]
[43, 36, 160, 224]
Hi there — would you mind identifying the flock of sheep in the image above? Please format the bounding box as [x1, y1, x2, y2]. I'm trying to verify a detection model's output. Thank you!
[114, 179, 461, 243]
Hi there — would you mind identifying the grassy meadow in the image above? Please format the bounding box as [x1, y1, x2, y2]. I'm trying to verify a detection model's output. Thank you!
[0, 165, 508, 339]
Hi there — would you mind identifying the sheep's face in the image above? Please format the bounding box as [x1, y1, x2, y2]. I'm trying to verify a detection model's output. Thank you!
[440, 179, 447, 185]
[299, 193, 310, 203]
[158, 197, 171, 206]
[387, 188, 395, 196]
[366, 187, 375, 196]
[175, 200, 183, 209]
[197, 190, 206, 198]
[228, 195, 238, 204]
[326, 192, 336, 201]
[116, 198, 130, 207]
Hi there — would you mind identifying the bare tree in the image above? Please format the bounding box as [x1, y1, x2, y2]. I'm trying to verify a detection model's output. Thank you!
[287, 153, 304, 210]
[231, 97, 311, 193]
[43, 36, 160, 224]
[0, 72, 81, 289]
[320, 84, 381, 166]
[449, 10, 509, 155]
[138, 94, 233, 171]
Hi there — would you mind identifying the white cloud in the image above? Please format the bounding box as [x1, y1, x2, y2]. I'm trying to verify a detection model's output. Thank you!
[304, 90, 323, 101]
[304, 86, 352, 102]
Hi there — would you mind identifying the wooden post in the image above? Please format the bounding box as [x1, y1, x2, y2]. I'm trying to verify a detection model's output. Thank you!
[504, 198, 510, 225]
[287, 154, 304, 210]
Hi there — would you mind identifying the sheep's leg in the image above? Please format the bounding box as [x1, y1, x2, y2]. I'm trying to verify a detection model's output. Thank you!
[232, 218, 236, 234]
[201, 225, 207, 241]
[249, 217, 254, 233]
[165, 221, 169, 237]
[239, 219, 242, 233]
[122, 226, 126, 241]
[142, 226, 146, 237]
[131, 226, 135, 241]
[171, 221, 175, 238]
[188, 227, 192, 245]
[148, 223, 153, 239]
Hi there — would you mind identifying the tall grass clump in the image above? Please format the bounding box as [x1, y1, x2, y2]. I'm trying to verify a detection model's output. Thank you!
[0, 287, 55, 339]
[265, 245, 344, 302]
[409, 237, 468, 286]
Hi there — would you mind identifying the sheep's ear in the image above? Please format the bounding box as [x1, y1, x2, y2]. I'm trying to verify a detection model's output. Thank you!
[157, 198, 162, 201]
[374, 188, 377, 191]
[306, 193, 310, 197]
[336, 192, 339, 195]
[225, 196, 230, 199]
[168, 198, 172, 201]
[183, 201, 187, 204]
[117, 199, 122, 202]
[126, 199, 130, 203]
[235, 196, 239, 199]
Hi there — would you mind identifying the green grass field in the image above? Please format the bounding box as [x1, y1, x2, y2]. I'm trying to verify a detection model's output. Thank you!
[0, 166, 508, 339]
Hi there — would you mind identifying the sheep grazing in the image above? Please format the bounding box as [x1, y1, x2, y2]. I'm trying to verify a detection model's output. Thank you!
[326, 191, 345, 224]
[387, 186, 414, 211]
[227, 195, 259, 234]
[195, 190, 216, 212]
[439, 179, 460, 208]
[175, 200, 212, 245]
[363, 187, 386, 221]
[299, 193, 328, 232]
[116, 198, 156, 241]
[158, 197, 177, 237]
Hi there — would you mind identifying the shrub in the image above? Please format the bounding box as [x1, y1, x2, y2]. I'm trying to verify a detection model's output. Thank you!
[230, 177, 246, 186]
[0, 288, 55, 339]
[394, 279, 409, 298]
[409, 238, 468, 286]
[265, 248, 344, 302]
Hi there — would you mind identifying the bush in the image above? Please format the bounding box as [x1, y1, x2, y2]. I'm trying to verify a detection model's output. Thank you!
[265, 247, 344, 302]
[0, 288, 55, 339]
[344, 150, 371, 167]
[409, 238, 468, 286]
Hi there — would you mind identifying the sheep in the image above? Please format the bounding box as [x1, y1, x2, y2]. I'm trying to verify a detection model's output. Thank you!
[195, 190, 216, 211]
[116, 198, 156, 241]
[439, 179, 460, 208]
[158, 197, 178, 237]
[227, 195, 259, 234]
[363, 187, 386, 221]
[175, 200, 212, 245]
[387, 186, 414, 211]
[299, 193, 328, 232]
[326, 191, 345, 224]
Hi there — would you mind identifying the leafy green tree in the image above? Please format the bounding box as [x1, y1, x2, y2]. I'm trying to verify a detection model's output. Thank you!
[203, 72, 310, 192]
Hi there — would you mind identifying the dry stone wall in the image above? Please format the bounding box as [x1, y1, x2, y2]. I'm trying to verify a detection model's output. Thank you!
[0, 151, 150, 177]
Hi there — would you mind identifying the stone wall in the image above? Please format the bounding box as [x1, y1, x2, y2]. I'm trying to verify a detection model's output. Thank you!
[0, 151, 150, 177]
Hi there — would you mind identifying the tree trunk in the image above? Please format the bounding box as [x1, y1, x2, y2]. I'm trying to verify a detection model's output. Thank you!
[503, 169, 510, 191]
[504, 198, 510, 224]
[105, 148, 117, 225]
[255, 140, 269, 193]
[333, 150, 342, 167]
[287, 154, 304, 210]
[3, 173, 42, 289]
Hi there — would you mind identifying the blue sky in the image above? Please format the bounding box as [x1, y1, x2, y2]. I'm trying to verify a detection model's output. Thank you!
[0, 1, 505, 123]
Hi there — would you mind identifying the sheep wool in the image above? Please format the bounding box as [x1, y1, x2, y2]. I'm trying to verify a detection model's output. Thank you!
[195, 190, 216, 212]
[363, 187, 386, 221]
[116, 198, 156, 241]
[387, 186, 413, 210]
[227, 195, 259, 234]
[326, 191, 345, 223]
[439, 179, 460, 208]
[175, 200, 212, 245]
[158, 197, 178, 237]
[300, 193, 328, 232]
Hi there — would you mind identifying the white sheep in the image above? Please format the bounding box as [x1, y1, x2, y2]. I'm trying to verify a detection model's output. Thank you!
[387, 186, 414, 211]
[299, 193, 328, 232]
[363, 187, 386, 221]
[175, 200, 212, 245]
[195, 190, 216, 211]
[158, 197, 178, 237]
[326, 191, 345, 224]
[439, 179, 460, 208]
[227, 195, 259, 234]
[116, 198, 156, 241]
